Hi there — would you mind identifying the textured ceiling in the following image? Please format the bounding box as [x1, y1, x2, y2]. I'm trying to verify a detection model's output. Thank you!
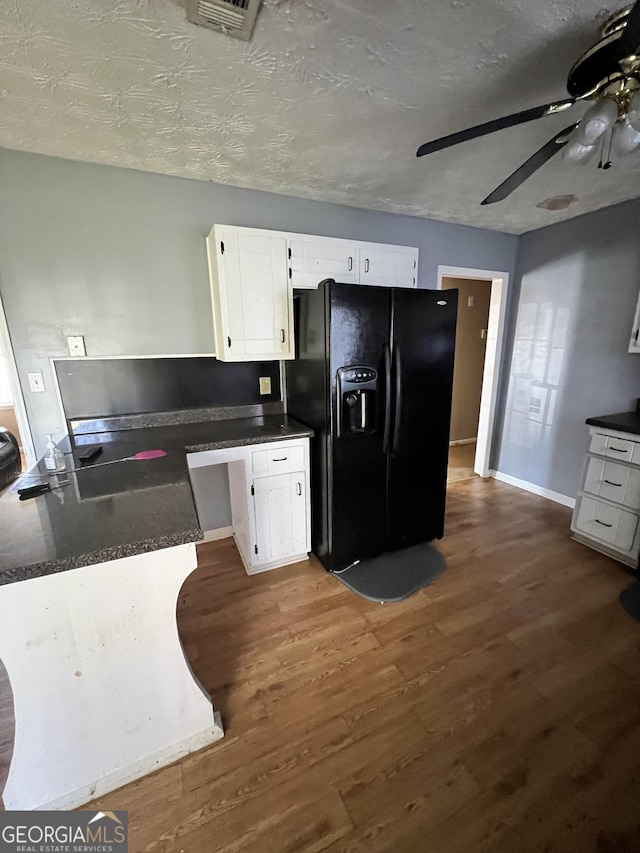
[2, 0, 640, 233]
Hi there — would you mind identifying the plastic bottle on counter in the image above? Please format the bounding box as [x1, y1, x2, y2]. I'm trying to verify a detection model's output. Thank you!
[44, 434, 66, 474]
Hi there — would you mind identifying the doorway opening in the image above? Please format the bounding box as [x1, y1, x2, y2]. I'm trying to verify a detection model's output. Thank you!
[0, 293, 35, 474]
[437, 265, 509, 482]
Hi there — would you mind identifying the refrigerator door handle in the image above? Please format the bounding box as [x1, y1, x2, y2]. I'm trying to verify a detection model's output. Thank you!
[382, 344, 392, 454]
[391, 345, 402, 455]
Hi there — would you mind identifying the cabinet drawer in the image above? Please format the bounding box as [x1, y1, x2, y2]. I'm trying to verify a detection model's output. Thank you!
[583, 457, 640, 508]
[589, 433, 637, 462]
[252, 443, 305, 475]
[575, 496, 638, 552]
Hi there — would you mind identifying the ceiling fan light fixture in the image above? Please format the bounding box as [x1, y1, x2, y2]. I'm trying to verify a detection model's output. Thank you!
[563, 139, 598, 164]
[574, 97, 619, 145]
[614, 118, 640, 154]
[627, 90, 640, 132]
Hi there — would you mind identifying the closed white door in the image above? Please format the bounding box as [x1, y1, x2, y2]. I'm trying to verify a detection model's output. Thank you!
[358, 243, 418, 288]
[289, 238, 358, 288]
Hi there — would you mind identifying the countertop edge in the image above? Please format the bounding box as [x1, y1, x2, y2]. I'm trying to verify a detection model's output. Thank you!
[184, 427, 314, 453]
[585, 411, 640, 436]
[0, 529, 204, 587]
[0, 418, 315, 585]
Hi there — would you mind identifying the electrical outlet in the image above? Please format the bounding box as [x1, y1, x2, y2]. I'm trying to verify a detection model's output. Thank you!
[259, 376, 272, 395]
[28, 372, 45, 393]
[67, 335, 86, 357]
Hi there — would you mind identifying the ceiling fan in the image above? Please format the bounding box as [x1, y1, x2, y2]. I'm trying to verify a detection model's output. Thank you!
[416, 2, 640, 205]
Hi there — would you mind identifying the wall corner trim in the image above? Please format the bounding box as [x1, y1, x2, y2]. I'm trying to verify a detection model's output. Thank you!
[490, 471, 576, 509]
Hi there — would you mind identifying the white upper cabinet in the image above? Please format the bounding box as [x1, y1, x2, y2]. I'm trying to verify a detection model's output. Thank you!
[207, 224, 419, 361]
[358, 242, 418, 288]
[290, 235, 418, 290]
[288, 235, 359, 289]
[207, 225, 294, 362]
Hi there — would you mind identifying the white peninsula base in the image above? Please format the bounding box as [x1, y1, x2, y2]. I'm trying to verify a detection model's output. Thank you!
[0, 543, 223, 810]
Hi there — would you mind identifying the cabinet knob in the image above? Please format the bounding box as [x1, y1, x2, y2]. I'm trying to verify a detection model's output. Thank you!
[280, 329, 286, 343]
[364, 258, 370, 273]
[348, 256, 353, 271]
[296, 482, 302, 496]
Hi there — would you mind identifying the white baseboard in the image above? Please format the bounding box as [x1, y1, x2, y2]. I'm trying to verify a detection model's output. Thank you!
[449, 438, 477, 446]
[38, 719, 224, 810]
[200, 526, 234, 542]
[491, 471, 576, 509]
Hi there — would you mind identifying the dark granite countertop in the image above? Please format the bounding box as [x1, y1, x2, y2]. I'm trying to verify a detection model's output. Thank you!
[0, 414, 313, 586]
[585, 410, 640, 435]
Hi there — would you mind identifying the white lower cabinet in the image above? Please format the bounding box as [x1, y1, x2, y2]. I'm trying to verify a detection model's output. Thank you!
[222, 438, 310, 575]
[571, 426, 640, 566]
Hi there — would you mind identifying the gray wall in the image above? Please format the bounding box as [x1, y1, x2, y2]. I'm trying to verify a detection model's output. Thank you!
[494, 197, 640, 499]
[188, 464, 232, 531]
[0, 146, 518, 529]
[0, 147, 518, 449]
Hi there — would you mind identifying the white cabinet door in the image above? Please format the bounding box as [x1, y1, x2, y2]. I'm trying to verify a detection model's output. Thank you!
[358, 243, 418, 288]
[289, 237, 359, 289]
[207, 227, 293, 361]
[252, 471, 308, 565]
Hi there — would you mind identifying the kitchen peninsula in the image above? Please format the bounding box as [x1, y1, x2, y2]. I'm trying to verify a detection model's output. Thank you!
[0, 407, 312, 810]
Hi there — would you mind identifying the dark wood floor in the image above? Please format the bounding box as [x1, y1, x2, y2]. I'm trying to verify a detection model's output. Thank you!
[3, 478, 640, 851]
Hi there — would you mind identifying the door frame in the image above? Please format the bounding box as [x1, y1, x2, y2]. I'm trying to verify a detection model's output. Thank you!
[437, 265, 510, 479]
[0, 290, 36, 465]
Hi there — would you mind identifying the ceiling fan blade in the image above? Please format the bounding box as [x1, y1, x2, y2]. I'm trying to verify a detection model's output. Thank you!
[416, 99, 576, 157]
[616, 0, 640, 57]
[480, 123, 579, 205]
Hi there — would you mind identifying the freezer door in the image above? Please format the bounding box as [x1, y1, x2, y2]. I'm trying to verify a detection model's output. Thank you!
[328, 283, 391, 570]
[386, 288, 457, 550]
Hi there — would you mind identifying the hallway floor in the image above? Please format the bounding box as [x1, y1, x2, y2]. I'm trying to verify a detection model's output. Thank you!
[447, 440, 478, 484]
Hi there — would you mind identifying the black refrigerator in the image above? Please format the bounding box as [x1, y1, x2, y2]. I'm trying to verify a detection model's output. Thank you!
[286, 280, 458, 571]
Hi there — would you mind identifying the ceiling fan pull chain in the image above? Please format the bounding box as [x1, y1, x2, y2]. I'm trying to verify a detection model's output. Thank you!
[604, 127, 614, 169]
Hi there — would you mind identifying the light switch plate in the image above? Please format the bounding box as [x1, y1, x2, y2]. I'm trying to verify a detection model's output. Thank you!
[467, 295, 474, 308]
[28, 372, 45, 393]
[259, 376, 272, 395]
[67, 335, 86, 357]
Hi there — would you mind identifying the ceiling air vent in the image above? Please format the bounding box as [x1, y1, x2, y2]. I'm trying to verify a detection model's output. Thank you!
[186, 0, 262, 41]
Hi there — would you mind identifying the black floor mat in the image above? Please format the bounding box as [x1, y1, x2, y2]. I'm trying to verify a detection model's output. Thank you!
[331, 542, 447, 603]
[620, 580, 640, 623]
